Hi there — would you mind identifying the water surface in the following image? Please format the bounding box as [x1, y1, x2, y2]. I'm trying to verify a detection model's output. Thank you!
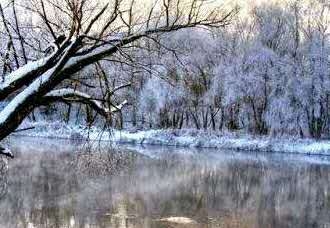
[0, 136, 330, 228]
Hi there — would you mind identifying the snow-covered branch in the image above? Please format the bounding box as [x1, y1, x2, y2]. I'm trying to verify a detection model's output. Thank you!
[44, 88, 127, 117]
[0, 36, 77, 101]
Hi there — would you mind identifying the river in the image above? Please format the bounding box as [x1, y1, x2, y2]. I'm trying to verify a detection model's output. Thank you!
[0, 136, 329, 228]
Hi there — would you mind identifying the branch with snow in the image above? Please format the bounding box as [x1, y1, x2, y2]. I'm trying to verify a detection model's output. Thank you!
[0, 36, 77, 101]
[0, 41, 78, 126]
[44, 88, 127, 117]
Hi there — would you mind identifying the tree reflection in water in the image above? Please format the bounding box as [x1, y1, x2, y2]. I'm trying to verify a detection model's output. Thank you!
[0, 157, 8, 200]
[0, 137, 329, 228]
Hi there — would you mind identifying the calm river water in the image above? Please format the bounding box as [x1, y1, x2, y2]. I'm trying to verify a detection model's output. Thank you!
[0, 136, 329, 228]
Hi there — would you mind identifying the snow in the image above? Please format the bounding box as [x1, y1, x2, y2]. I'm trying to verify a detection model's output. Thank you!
[46, 88, 106, 110]
[0, 55, 52, 90]
[157, 217, 198, 224]
[12, 121, 330, 156]
[46, 88, 127, 113]
[0, 68, 54, 125]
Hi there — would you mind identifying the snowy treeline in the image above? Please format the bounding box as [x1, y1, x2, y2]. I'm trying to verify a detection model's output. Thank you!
[130, 0, 330, 139]
[1, 0, 330, 139]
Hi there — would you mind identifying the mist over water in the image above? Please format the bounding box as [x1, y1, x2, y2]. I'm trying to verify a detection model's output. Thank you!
[0, 137, 329, 228]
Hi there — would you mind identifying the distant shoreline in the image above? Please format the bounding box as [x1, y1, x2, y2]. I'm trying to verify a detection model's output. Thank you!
[10, 121, 330, 156]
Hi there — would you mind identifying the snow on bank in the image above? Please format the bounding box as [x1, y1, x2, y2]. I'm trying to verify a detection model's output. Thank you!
[13, 121, 330, 155]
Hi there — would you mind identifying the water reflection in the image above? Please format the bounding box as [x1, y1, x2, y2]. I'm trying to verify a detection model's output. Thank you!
[0, 137, 330, 228]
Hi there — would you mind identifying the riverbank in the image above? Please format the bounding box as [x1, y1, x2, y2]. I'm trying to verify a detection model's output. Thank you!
[12, 121, 330, 155]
